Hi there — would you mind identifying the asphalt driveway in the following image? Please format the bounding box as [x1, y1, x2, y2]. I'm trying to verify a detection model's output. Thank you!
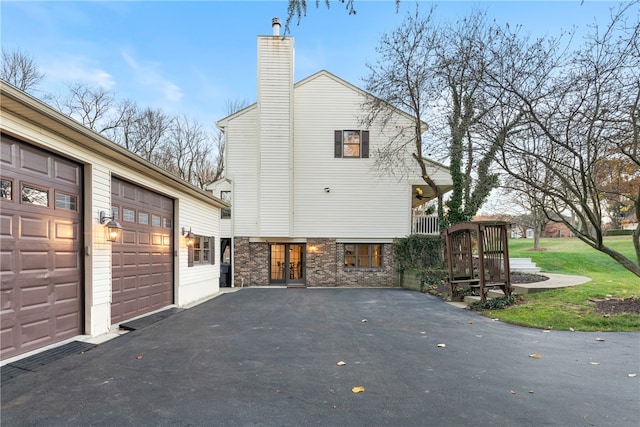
[2, 288, 639, 426]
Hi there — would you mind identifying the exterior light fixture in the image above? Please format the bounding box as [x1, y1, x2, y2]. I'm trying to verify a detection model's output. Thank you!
[99, 210, 122, 242]
[182, 227, 195, 247]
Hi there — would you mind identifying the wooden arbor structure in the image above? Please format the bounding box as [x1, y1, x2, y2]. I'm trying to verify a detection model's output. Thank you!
[444, 222, 512, 302]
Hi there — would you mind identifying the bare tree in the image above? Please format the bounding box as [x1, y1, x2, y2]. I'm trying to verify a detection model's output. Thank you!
[499, 149, 559, 250]
[206, 129, 225, 185]
[224, 99, 250, 116]
[131, 108, 174, 162]
[103, 98, 141, 151]
[1, 48, 44, 93]
[363, 7, 553, 229]
[47, 82, 117, 133]
[362, 6, 447, 226]
[498, 2, 640, 277]
[286, 0, 368, 31]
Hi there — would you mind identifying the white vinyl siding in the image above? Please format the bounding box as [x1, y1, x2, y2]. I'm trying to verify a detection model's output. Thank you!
[219, 71, 451, 241]
[210, 179, 232, 238]
[224, 108, 259, 236]
[177, 196, 219, 305]
[292, 73, 414, 238]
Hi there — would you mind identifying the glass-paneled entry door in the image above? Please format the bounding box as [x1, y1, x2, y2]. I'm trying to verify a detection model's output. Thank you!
[269, 243, 305, 285]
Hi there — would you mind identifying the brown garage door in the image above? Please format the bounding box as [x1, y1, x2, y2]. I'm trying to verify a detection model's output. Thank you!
[0, 134, 83, 360]
[110, 177, 173, 324]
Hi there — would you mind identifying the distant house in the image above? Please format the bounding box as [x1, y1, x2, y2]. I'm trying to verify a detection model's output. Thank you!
[544, 220, 573, 238]
[1, 81, 228, 361]
[208, 19, 452, 288]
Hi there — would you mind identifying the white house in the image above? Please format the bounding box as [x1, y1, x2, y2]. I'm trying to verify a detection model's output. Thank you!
[0, 81, 228, 361]
[209, 19, 452, 288]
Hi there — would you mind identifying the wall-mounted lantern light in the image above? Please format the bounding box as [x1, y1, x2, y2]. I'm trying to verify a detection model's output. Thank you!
[99, 210, 122, 242]
[182, 227, 195, 247]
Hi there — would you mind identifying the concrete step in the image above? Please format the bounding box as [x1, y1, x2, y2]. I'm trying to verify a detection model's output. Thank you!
[463, 288, 510, 305]
[509, 258, 541, 273]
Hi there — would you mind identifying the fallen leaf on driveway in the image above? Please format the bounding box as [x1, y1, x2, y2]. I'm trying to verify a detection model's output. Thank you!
[337, 361, 346, 366]
[596, 337, 605, 342]
[629, 373, 637, 378]
[352, 386, 365, 393]
[510, 390, 516, 395]
[420, 331, 427, 335]
[528, 390, 535, 394]
[590, 362, 600, 365]
[529, 353, 542, 359]
[467, 321, 474, 324]
[136, 355, 143, 360]
[437, 343, 446, 348]
[361, 319, 368, 323]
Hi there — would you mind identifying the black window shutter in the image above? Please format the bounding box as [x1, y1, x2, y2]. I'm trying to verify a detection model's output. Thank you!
[334, 130, 342, 158]
[210, 236, 216, 265]
[362, 131, 369, 158]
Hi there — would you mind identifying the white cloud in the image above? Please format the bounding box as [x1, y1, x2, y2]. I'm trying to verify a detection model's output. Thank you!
[121, 51, 138, 70]
[121, 50, 183, 103]
[44, 55, 116, 89]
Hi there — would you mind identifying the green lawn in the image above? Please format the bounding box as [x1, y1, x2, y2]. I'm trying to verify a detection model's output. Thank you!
[481, 236, 640, 332]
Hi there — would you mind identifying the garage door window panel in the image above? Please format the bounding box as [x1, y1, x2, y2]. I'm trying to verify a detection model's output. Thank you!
[1, 178, 12, 200]
[55, 191, 77, 211]
[21, 183, 48, 206]
[123, 208, 135, 222]
[138, 212, 149, 225]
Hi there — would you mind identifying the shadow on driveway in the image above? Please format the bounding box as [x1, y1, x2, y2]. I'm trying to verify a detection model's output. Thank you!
[2, 288, 639, 426]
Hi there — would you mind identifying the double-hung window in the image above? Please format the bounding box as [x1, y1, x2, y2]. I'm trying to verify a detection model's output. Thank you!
[188, 235, 216, 267]
[334, 130, 369, 158]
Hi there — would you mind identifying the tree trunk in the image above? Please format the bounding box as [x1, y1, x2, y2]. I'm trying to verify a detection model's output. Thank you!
[533, 224, 541, 251]
[594, 243, 640, 278]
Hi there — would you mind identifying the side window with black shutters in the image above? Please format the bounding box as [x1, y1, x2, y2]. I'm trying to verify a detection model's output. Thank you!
[334, 130, 369, 158]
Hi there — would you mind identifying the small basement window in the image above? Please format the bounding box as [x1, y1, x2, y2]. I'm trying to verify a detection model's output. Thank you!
[344, 244, 382, 268]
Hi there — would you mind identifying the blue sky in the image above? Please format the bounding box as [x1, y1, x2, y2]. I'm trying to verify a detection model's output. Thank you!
[1, 1, 621, 127]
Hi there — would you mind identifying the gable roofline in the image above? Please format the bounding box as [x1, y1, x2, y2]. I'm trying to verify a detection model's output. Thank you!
[296, 70, 429, 130]
[207, 177, 233, 189]
[216, 69, 428, 131]
[0, 80, 229, 209]
[216, 103, 258, 129]
[215, 69, 448, 172]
